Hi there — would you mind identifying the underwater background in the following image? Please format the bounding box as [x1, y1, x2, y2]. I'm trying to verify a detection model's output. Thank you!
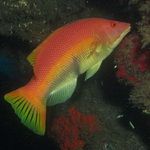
[0, 0, 149, 150]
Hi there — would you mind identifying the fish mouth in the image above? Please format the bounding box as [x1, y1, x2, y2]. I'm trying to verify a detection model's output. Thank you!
[120, 25, 131, 40]
[112, 25, 131, 49]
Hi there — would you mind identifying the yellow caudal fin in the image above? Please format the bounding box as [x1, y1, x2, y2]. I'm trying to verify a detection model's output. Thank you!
[4, 87, 46, 135]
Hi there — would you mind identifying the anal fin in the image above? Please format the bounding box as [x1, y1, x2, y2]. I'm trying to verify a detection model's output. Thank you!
[47, 73, 77, 106]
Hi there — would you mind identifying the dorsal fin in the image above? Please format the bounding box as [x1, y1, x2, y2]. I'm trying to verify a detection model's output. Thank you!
[27, 48, 38, 66]
[27, 26, 66, 66]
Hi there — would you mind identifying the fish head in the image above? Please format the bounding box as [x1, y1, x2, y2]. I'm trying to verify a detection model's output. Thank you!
[97, 19, 131, 56]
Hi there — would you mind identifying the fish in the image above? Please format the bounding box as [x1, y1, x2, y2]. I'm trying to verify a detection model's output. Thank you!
[4, 18, 131, 135]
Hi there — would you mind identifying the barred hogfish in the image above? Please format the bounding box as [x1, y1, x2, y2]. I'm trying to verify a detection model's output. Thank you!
[4, 18, 130, 135]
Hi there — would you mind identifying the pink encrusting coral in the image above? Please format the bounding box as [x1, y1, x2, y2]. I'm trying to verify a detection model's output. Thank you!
[115, 33, 150, 113]
[115, 33, 150, 85]
[132, 51, 150, 72]
[116, 65, 139, 84]
[49, 107, 100, 150]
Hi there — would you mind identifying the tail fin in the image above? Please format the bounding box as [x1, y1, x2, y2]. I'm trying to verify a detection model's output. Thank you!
[4, 86, 46, 135]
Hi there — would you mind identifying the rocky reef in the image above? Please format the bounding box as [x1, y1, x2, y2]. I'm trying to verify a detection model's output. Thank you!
[49, 107, 100, 150]
[0, 0, 90, 44]
[48, 79, 148, 150]
[115, 32, 150, 116]
[115, 34, 150, 84]
[129, 0, 150, 47]
[129, 79, 150, 114]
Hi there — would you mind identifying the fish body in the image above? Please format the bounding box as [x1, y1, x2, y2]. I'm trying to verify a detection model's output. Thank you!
[4, 18, 130, 135]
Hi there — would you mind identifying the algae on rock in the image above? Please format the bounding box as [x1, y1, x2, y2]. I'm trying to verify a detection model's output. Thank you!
[0, 0, 90, 44]
[129, 0, 150, 47]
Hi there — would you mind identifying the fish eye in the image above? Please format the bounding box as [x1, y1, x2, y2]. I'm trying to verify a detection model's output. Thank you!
[111, 22, 116, 27]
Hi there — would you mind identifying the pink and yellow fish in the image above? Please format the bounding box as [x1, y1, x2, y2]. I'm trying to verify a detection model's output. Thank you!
[4, 18, 130, 135]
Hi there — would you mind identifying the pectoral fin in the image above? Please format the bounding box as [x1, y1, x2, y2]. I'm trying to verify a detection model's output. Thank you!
[85, 61, 102, 80]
